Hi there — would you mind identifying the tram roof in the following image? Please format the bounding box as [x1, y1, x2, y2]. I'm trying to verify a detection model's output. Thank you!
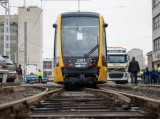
[61, 12, 100, 18]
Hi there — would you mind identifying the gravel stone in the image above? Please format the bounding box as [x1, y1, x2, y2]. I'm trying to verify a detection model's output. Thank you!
[99, 84, 160, 100]
[0, 87, 43, 104]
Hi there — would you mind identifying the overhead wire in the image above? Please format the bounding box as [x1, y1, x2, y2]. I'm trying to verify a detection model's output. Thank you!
[1, 1, 53, 50]
[0, 1, 152, 50]
[24, 0, 50, 49]
[44, 3, 150, 11]
[0, 0, 52, 50]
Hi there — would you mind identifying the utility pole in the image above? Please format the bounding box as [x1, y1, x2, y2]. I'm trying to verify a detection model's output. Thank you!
[0, 0, 10, 57]
[78, 0, 80, 12]
[24, 22, 27, 81]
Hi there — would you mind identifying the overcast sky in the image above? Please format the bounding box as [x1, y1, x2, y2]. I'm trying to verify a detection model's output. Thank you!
[0, 0, 152, 62]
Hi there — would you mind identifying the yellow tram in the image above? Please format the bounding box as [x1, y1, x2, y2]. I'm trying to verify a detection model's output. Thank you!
[53, 12, 108, 87]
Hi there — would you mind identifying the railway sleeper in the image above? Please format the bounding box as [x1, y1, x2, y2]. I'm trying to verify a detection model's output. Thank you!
[2, 88, 155, 119]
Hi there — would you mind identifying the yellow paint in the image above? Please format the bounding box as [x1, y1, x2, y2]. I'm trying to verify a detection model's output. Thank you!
[97, 16, 107, 82]
[97, 16, 103, 67]
[58, 15, 64, 67]
[54, 67, 64, 82]
[98, 66, 107, 82]
[53, 15, 64, 83]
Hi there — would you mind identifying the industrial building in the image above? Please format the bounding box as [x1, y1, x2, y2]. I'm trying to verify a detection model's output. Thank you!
[43, 58, 53, 78]
[152, 0, 160, 67]
[0, 15, 18, 63]
[146, 51, 153, 71]
[0, 6, 43, 78]
[127, 48, 145, 70]
[18, 6, 43, 73]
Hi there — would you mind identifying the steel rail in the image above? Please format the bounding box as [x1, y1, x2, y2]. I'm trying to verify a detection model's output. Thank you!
[0, 82, 21, 88]
[0, 86, 62, 111]
[84, 88, 131, 104]
[16, 88, 156, 119]
[100, 88, 160, 116]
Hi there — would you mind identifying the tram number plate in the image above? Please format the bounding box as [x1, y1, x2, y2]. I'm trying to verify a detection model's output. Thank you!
[75, 59, 87, 67]
[77, 59, 86, 63]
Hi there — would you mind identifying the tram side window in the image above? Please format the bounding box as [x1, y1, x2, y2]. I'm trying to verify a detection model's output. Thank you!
[54, 26, 59, 66]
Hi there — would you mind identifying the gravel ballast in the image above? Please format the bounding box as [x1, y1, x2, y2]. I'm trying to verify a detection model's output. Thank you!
[0, 86, 43, 104]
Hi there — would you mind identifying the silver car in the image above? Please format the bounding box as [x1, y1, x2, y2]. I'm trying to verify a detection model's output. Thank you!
[2, 56, 17, 82]
[0, 55, 9, 83]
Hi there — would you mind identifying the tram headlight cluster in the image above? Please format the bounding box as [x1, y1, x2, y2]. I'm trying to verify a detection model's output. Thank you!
[89, 59, 97, 67]
[65, 59, 73, 68]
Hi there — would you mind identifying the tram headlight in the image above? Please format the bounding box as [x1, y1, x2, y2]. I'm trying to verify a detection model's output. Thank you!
[89, 63, 93, 67]
[65, 59, 68, 62]
[89, 59, 97, 67]
[64, 59, 73, 68]
[69, 59, 72, 63]
[68, 63, 73, 68]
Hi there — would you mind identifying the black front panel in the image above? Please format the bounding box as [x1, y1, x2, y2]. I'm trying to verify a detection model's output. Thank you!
[63, 57, 98, 69]
[63, 67, 99, 74]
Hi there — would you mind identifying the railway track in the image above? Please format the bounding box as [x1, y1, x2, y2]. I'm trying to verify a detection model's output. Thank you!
[0, 82, 21, 88]
[0, 87, 158, 119]
[0, 84, 160, 119]
[99, 83, 160, 100]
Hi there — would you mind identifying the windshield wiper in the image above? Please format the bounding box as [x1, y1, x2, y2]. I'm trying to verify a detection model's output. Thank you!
[84, 44, 99, 58]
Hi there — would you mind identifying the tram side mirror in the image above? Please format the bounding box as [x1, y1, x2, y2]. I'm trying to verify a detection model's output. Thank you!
[53, 23, 57, 28]
[103, 23, 108, 28]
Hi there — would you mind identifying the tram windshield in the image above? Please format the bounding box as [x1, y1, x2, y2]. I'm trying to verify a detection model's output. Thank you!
[62, 16, 99, 57]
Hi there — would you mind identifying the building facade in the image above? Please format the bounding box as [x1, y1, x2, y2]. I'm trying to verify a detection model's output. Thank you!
[152, 0, 160, 67]
[0, 15, 18, 63]
[18, 6, 43, 74]
[43, 58, 53, 78]
[146, 51, 153, 71]
[127, 48, 145, 70]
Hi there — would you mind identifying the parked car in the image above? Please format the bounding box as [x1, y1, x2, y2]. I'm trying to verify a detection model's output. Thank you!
[2, 56, 17, 82]
[0, 55, 9, 83]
